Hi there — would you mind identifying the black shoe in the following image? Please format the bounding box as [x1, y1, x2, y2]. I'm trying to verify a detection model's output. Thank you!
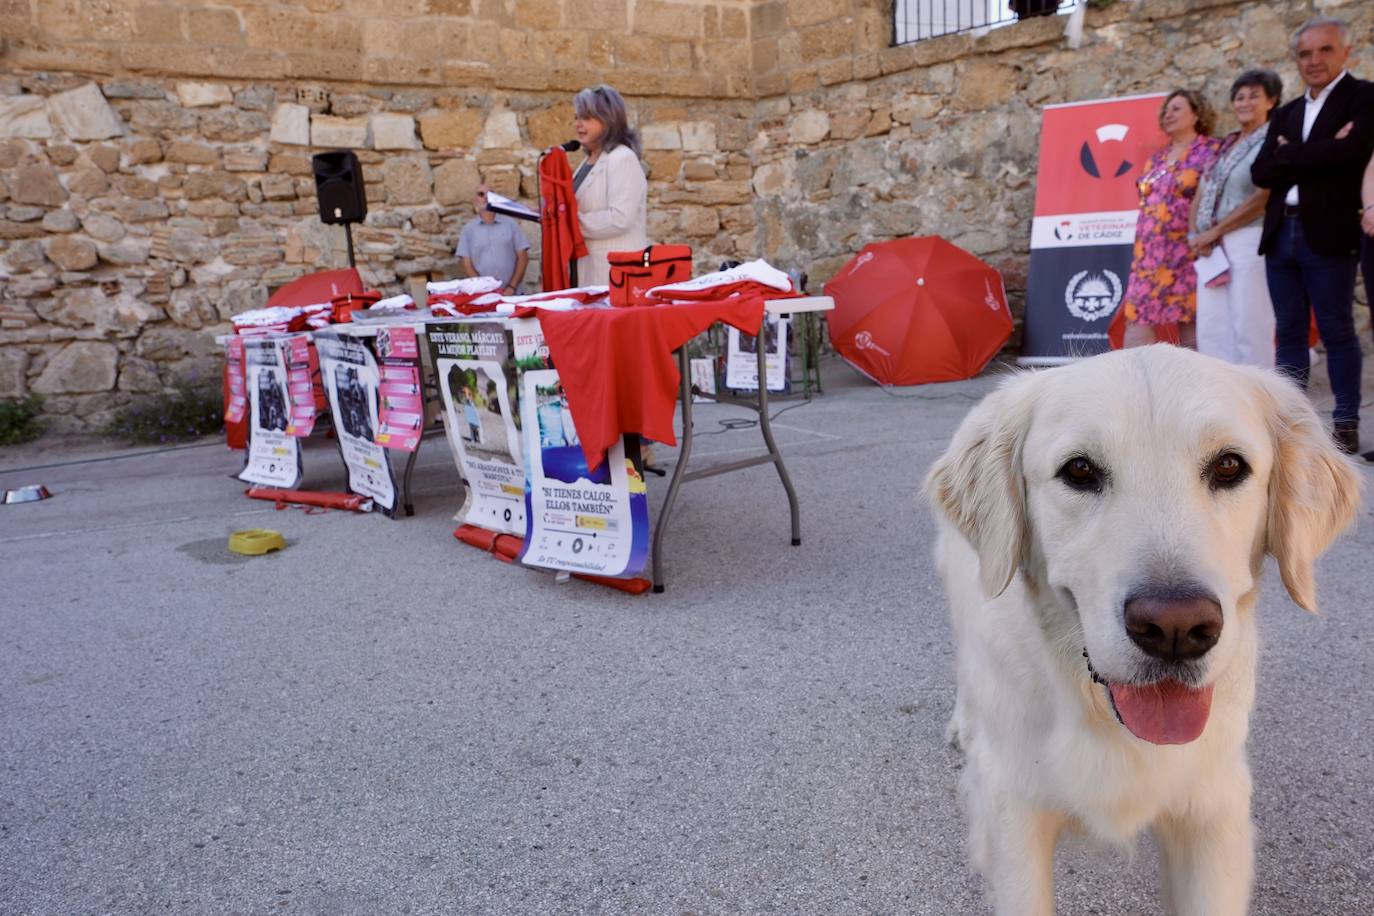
[1333, 422, 1359, 455]
[1361, 450, 1374, 463]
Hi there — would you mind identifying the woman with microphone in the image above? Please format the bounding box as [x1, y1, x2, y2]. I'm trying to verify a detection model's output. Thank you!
[570, 84, 647, 286]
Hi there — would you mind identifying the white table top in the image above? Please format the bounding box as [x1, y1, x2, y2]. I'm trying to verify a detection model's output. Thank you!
[218, 295, 835, 345]
[765, 295, 833, 316]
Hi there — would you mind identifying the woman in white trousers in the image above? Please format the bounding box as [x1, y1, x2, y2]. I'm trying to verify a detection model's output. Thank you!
[1189, 69, 1282, 367]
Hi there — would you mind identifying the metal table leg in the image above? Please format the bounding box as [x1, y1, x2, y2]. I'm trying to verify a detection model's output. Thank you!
[755, 327, 800, 546]
[650, 324, 805, 592]
[651, 346, 695, 593]
[401, 439, 419, 516]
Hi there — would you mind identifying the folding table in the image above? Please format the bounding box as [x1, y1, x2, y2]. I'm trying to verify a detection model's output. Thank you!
[650, 295, 834, 591]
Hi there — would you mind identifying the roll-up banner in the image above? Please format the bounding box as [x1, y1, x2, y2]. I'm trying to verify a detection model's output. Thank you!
[238, 337, 303, 489]
[512, 317, 650, 579]
[426, 319, 527, 535]
[1021, 93, 1167, 365]
[315, 330, 398, 516]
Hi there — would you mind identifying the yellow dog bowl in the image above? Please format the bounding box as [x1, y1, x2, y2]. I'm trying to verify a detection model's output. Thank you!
[228, 529, 286, 556]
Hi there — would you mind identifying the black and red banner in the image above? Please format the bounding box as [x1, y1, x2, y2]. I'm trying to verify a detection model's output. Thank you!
[1021, 93, 1167, 364]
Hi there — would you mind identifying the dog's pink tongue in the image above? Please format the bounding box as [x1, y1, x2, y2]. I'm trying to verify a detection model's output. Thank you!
[1108, 680, 1214, 745]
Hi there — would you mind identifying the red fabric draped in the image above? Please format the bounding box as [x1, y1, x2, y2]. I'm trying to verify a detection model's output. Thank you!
[517, 295, 770, 471]
[538, 148, 587, 292]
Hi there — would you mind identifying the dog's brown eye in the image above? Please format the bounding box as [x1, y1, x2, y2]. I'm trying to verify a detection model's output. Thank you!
[1057, 456, 1103, 492]
[1208, 452, 1250, 489]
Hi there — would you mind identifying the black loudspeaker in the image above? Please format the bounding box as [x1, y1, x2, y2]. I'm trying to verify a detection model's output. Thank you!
[312, 150, 367, 224]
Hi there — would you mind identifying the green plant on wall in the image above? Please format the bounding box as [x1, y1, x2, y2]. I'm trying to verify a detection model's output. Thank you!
[0, 394, 45, 446]
[103, 379, 224, 444]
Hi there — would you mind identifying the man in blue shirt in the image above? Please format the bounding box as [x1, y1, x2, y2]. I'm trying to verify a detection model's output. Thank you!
[456, 185, 531, 295]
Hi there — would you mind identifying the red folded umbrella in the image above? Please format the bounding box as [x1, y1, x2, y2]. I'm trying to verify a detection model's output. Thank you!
[824, 237, 1012, 385]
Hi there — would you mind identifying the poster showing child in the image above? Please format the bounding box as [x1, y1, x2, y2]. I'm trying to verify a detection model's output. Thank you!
[446, 364, 516, 463]
[427, 321, 526, 535]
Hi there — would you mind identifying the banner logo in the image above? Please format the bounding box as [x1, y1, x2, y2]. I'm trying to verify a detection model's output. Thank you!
[854, 330, 891, 356]
[983, 278, 1002, 312]
[1064, 270, 1121, 321]
[1079, 124, 1134, 179]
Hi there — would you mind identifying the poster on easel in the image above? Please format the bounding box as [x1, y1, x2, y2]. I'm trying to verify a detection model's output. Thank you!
[315, 330, 398, 516]
[238, 337, 303, 489]
[426, 319, 526, 535]
[374, 326, 424, 452]
[512, 317, 650, 578]
[283, 335, 318, 437]
[225, 337, 247, 424]
[726, 315, 789, 392]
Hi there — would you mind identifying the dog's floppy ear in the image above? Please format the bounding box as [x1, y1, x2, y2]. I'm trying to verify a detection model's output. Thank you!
[923, 375, 1035, 598]
[1258, 372, 1363, 612]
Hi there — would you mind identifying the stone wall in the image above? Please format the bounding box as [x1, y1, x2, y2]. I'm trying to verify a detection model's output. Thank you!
[748, 0, 1374, 290]
[2, 0, 1372, 430]
[3, 0, 755, 98]
[0, 74, 766, 429]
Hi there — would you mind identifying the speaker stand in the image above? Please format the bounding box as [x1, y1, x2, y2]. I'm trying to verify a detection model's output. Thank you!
[343, 222, 357, 269]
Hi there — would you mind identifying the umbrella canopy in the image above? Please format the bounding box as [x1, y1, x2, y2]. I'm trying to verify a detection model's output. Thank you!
[824, 236, 1013, 385]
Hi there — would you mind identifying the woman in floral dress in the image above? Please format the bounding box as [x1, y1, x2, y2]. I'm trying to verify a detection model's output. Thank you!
[1122, 89, 1223, 348]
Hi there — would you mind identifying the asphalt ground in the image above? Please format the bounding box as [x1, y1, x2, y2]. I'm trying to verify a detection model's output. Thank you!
[2, 352, 1371, 916]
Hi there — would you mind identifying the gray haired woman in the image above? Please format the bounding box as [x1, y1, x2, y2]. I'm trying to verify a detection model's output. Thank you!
[1189, 69, 1282, 367]
[571, 84, 648, 287]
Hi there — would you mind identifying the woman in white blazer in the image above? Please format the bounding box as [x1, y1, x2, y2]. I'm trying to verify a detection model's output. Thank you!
[571, 85, 648, 287]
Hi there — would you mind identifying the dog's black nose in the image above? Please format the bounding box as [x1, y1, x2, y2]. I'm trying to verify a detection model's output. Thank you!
[1123, 592, 1223, 661]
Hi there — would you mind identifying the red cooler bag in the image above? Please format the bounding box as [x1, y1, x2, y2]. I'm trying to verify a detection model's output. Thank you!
[607, 245, 693, 307]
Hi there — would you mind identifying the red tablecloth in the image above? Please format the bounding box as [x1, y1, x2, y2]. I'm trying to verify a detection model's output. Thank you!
[522, 295, 770, 471]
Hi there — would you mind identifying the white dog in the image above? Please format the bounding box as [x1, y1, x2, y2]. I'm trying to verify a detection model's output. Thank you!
[923, 346, 1361, 915]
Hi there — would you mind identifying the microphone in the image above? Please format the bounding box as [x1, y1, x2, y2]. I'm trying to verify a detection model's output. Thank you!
[559, 139, 581, 152]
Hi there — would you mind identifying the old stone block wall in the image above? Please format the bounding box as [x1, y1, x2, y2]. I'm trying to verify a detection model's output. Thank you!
[1, 0, 1371, 430]
[5, 1, 755, 98]
[750, 0, 1374, 288]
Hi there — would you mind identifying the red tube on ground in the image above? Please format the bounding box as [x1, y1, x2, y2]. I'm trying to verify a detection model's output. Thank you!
[453, 524, 500, 552]
[573, 573, 653, 594]
[457, 526, 649, 593]
[492, 534, 524, 560]
[246, 487, 370, 512]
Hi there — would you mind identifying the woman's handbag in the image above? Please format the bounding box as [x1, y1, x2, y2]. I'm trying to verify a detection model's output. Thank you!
[607, 245, 693, 307]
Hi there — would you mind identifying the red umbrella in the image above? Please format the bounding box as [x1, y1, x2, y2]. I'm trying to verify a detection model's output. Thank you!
[824, 237, 1013, 385]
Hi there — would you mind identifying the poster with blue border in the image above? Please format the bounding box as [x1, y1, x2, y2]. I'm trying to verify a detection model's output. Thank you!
[511, 317, 650, 579]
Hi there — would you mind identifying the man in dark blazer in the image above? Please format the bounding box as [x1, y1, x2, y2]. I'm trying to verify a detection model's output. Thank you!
[1252, 16, 1374, 454]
